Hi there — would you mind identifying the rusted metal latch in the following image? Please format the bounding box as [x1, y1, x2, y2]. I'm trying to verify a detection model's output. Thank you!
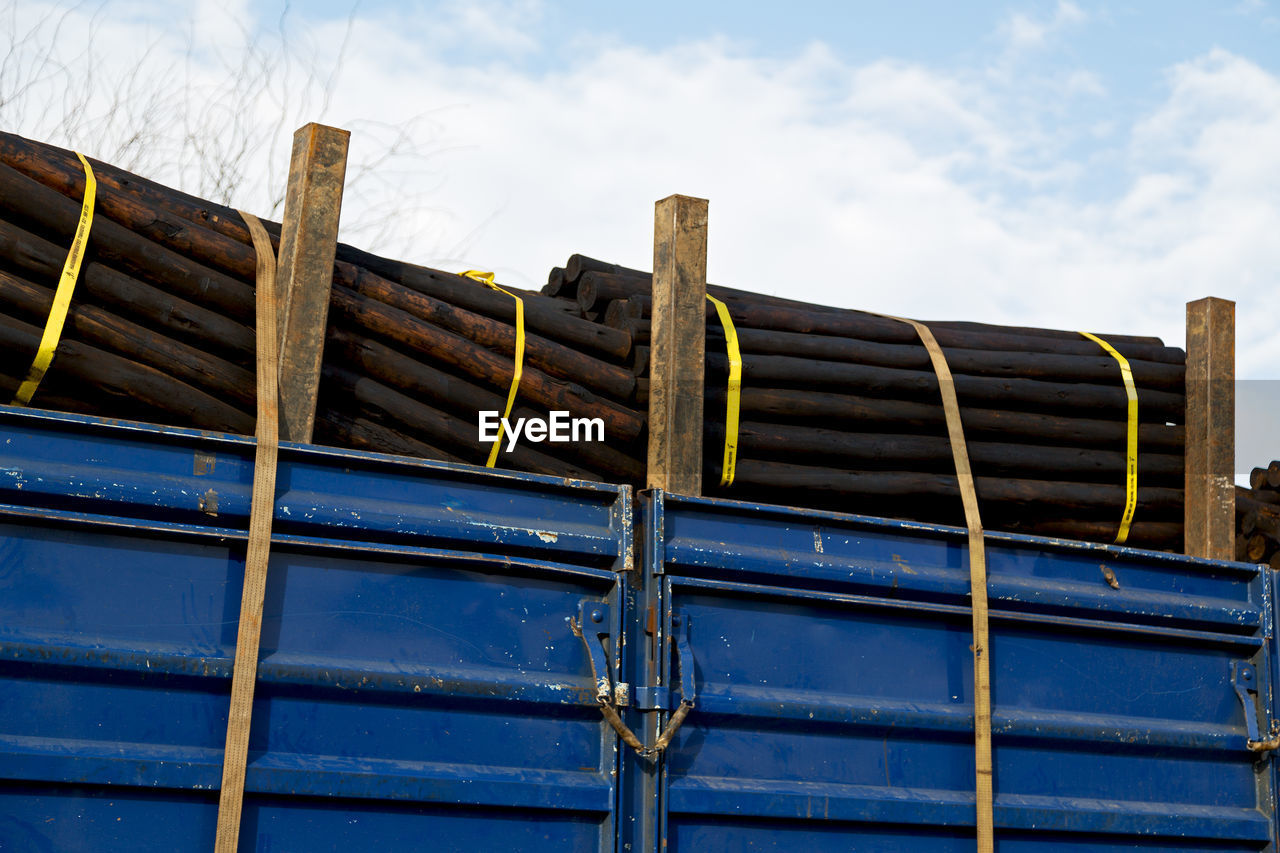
[1232, 662, 1280, 752]
[569, 600, 695, 759]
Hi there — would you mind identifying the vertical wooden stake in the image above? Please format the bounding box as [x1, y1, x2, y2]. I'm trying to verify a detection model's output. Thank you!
[276, 122, 350, 443]
[647, 195, 708, 495]
[1184, 297, 1235, 560]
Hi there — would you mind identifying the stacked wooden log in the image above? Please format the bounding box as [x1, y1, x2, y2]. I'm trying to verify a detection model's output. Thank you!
[551, 254, 1188, 551]
[0, 133, 645, 481]
[1238, 464, 1280, 566]
[0, 131, 1195, 551]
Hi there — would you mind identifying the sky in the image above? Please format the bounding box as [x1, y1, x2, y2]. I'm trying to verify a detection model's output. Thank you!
[2, 0, 1278, 476]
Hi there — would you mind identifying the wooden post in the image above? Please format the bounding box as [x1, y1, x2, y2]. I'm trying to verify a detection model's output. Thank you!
[647, 195, 708, 494]
[276, 122, 350, 443]
[1184, 297, 1235, 559]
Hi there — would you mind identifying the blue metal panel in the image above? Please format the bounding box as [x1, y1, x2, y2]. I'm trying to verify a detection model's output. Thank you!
[643, 491, 1276, 851]
[0, 407, 631, 851]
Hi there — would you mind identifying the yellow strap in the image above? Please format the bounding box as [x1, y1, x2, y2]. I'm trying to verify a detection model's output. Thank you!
[877, 312, 993, 852]
[459, 270, 524, 466]
[1079, 331, 1139, 544]
[11, 152, 96, 405]
[705, 295, 741, 486]
[214, 212, 280, 853]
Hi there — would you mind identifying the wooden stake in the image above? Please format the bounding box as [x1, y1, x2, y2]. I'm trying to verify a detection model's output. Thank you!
[1184, 297, 1235, 559]
[276, 122, 350, 442]
[647, 195, 708, 494]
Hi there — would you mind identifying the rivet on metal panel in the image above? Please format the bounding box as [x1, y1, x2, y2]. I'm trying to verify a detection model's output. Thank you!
[1100, 565, 1121, 590]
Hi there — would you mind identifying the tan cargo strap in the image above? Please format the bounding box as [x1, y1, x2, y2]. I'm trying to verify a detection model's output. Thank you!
[878, 313, 993, 852]
[214, 212, 280, 852]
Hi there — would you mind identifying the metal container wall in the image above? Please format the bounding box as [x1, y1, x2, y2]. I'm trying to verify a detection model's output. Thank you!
[0, 408, 632, 851]
[638, 491, 1276, 852]
[1, 406, 1275, 851]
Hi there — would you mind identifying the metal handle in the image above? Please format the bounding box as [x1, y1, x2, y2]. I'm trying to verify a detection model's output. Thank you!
[570, 601, 696, 759]
[1232, 661, 1280, 753]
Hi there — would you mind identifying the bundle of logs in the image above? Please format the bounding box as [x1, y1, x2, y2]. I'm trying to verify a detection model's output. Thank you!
[0, 131, 1192, 551]
[1238, 464, 1280, 567]
[547, 255, 1189, 551]
[0, 133, 647, 483]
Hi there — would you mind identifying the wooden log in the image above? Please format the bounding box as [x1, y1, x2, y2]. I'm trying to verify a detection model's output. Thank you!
[922, 319, 1164, 347]
[1246, 534, 1272, 563]
[0, 269, 256, 410]
[631, 346, 650, 377]
[0, 215, 255, 365]
[997, 518, 1183, 549]
[327, 326, 645, 482]
[314, 410, 467, 464]
[1184, 297, 1235, 560]
[604, 298, 643, 326]
[605, 314, 650, 339]
[543, 266, 568, 297]
[343, 265, 636, 401]
[0, 363, 120, 420]
[0, 143, 644, 419]
[1242, 485, 1280, 507]
[712, 421, 1185, 485]
[0, 140, 629, 407]
[0, 132, 268, 280]
[645, 321, 1183, 390]
[703, 352, 1186, 422]
[0, 313, 254, 433]
[1242, 504, 1280, 540]
[0, 134, 635, 364]
[321, 365, 599, 480]
[1251, 468, 1271, 490]
[336, 245, 633, 360]
[577, 270, 648, 312]
[275, 122, 350, 443]
[718, 457, 1184, 516]
[622, 293, 1185, 364]
[647, 195, 708, 494]
[664, 385, 1186, 452]
[1269, 461, 1280, 489]
[329, 285, 644, 441]
[725, 328, 1183, 390]
[564, 253, 648, 284]
[567, 255, 874, 316]
[0, 161, 255, 322]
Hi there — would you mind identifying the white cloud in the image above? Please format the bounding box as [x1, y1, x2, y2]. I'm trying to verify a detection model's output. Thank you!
[999, 1, 1088, 52]
[2, 0, 1278, 386]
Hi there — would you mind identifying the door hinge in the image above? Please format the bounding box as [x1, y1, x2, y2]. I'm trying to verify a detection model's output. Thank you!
[1232, 661, 1280, 752]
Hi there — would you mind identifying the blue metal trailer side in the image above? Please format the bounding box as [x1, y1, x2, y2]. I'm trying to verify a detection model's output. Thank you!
[0, 408, 631, 850]
[0, 407, 1274, 851]
[634, 490, 1276, 851]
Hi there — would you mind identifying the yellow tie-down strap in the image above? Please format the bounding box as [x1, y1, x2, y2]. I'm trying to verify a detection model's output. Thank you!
[1079, 331, 1138, 544]
[459, 270, 524, 467]
[12, 152, 96, 406]
[706, 294, 741, 486]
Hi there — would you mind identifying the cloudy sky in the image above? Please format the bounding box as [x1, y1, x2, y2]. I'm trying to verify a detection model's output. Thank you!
[4, 0, 1279, 472]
